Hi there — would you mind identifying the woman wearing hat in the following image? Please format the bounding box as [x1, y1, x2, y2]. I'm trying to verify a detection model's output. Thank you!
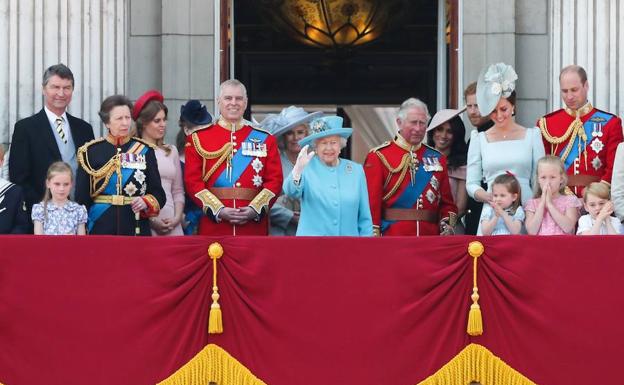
[75, 95, 165, 235]
[283, 116, 373, 236]
[261, 106, 322, 235]
[175, 100, 213, 235]
[466, 63, 545, 234]
[427, 107, 469, 233]
[134, 90, 184, 236]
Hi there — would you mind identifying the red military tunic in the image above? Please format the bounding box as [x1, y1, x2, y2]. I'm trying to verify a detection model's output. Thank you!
[538, 102, 623, 196]
[184, 117, 283, 235]
[364, 135, 457, 236]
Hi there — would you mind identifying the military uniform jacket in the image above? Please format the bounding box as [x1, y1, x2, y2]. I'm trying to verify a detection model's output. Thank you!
[0, 178, 29, 234]
[364, 135, 457, 236]
[75, 135, 165, 236]
[184, 117, 283, 236]
[538, 103, 623, 196]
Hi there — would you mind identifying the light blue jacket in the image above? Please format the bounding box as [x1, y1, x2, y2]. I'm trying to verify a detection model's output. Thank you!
[283, 156, 373, 236]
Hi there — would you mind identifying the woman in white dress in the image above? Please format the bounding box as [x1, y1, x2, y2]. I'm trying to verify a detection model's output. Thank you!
[466, 63, 545, 234]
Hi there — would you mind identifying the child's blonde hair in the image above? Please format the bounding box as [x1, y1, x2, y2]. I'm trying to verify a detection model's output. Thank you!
[42, 161, 74, 220]
[583, 182, 610, 202]
[534, 155, 567, 197]
[492, 172, 522, 213]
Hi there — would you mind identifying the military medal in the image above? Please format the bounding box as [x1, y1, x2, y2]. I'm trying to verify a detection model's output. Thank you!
[133, 170, 146, 185]
[590, 138, 604, 154]
[252, 158, 263, 173]
[430, 175, 439, 191]
[124, 182, 138, 196]
[121, 153, 147, 170]
[252, 174, 263, 187]
[592, 157, 602, 171]
[426, 189, 436, 204]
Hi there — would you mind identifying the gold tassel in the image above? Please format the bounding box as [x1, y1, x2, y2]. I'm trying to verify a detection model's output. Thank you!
[157, 344, 267, 385]
[467, 241, 484, 336]
[416, 343, 537, 385]
[208, 242, 224, 334]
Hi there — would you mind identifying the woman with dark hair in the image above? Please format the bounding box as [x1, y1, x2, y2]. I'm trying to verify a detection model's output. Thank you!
[75, 95, 165, 235]
[134, 90, 184, 236]
[426, 108, 469, 233]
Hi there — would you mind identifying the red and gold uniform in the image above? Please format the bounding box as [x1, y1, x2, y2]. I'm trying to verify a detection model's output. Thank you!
[184, 117, 283, 235]
[538, 102, 623, 196]
[364, 135, 457, 236]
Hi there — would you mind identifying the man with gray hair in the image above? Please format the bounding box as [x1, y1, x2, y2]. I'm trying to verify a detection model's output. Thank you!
[364, 97, 457, 236]
[9, 63, 94, 224]
[184, 79, 283, 235]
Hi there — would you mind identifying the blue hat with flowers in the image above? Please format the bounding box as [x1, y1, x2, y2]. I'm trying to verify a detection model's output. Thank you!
[476, 62, 518, 116]
[260, 106, 323, 138]
[298, 116, 353, 147]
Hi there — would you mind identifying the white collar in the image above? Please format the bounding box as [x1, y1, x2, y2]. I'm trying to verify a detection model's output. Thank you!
[0, 177, 11, 191]
[44, 106, 68, 126]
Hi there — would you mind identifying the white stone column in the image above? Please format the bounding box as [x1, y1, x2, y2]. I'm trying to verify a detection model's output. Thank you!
[550, 0, 624, 118]
[0, 0, 126, 147]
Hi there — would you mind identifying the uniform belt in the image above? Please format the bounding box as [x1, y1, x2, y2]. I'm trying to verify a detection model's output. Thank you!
[93, 195, 134, 206]
[211, 187, 258, 201]
[383, 208, 437, 223]
[567, 174, 600, 187]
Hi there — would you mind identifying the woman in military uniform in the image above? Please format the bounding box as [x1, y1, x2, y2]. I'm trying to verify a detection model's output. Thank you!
[75, 95, 165, 235]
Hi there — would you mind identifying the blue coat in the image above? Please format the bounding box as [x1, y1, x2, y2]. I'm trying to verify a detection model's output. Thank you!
[283, 156, 373, 236]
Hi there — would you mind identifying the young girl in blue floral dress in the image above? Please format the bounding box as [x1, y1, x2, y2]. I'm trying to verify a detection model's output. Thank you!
[32, 161, 87, 235]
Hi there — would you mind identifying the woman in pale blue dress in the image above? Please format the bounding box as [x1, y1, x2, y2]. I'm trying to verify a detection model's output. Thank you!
[466, 63, 545, 234]
[283, 116, 373, 236]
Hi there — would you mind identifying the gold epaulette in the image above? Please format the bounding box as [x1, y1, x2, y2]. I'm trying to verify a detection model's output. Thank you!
[369, 141, 391, 153]
[190, 132, 233, 181]
[76, 138, 120, 198]
[77, 137, 106, 153]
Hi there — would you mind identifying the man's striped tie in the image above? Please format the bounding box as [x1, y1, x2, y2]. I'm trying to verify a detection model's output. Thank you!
[55, 117, 67, 144]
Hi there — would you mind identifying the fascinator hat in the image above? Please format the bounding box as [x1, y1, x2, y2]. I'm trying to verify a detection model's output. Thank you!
[298, 116, 352, 147]
[260, 106, 323, 137]
[476, 63, 518, 116]
[180, 100, 213, 126]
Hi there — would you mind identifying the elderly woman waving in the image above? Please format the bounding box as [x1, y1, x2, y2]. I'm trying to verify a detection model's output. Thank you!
[283, 116, 373, 236]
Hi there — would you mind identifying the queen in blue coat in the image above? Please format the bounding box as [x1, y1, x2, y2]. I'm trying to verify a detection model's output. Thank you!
[283, 116, 373, 236]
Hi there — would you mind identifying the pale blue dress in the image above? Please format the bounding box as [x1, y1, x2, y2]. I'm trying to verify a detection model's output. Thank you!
[480, 205, 525, 235]
[283, 156, 373, 236]
[466, 127, 545, 234]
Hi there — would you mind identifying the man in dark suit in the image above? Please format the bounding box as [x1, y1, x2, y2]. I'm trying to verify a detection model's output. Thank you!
[9, 64, 94, 220]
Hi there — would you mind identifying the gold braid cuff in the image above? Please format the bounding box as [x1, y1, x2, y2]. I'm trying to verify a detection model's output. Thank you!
[191, 132, 233, 182]
[248, 188, 276, 215]
[142, 194, 161, 217]
[195, 189, 225, 217]
[372, 225, 381, 237]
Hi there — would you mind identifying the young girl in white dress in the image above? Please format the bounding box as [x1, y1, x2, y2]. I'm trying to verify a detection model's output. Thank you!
[480, 173, 524, 235]
[32, 161, 87, 235]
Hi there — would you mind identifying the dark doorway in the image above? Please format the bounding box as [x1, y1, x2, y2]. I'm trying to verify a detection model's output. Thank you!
[233, 0, 439, 110]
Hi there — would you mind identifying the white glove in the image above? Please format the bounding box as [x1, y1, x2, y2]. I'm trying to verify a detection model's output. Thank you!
[292, 145, 315, 180]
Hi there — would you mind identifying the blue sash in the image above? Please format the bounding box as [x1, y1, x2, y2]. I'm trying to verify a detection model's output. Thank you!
[560, 111, 613, 171]
[213, 129, 268, 187]
[88, 144, 149, 232]
[381, 147, 438, 233]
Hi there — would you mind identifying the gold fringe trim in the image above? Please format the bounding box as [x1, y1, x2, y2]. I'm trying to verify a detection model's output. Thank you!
[157, 344, 267, 385]
[467, 241, 484, 336]
[208, 243, 224, 334]
[416, 344, 537, 385]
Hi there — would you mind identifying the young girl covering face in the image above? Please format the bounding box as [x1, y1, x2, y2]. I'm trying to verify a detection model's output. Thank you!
[524, 156, 581, 235]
